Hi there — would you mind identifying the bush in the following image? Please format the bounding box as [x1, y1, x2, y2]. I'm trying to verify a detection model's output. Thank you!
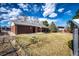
[68, 40, 73, 51]
[30, 36, 39, 44]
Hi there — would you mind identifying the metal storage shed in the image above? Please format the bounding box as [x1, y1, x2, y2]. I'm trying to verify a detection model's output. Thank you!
[72, 19, 79, 56]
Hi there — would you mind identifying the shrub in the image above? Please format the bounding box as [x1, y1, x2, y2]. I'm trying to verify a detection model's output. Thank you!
[30, 36, 39, 44]
[68, 40, 73, 51]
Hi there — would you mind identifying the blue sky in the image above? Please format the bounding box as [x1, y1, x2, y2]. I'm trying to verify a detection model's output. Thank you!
[0, 3, 79, 27]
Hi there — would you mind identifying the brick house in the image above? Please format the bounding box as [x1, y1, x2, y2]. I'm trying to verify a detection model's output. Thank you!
[10, 16, 48, 34]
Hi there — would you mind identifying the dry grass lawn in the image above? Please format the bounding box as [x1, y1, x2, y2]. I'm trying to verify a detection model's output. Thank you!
[16, 32, 72, 56]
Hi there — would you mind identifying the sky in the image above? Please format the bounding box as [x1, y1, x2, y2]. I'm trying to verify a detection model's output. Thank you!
[0, 3, 79, 27]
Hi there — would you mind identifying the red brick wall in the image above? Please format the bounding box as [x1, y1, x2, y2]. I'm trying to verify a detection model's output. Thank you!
[35, 27, 38, 32]
[11, 25, 17, 34]
[37, 27, 42, 32]
[11, 25, 47, 34]
[16, 25, 36, 34]
[16, 25, 29, 34]
[0, 28, 1, 33]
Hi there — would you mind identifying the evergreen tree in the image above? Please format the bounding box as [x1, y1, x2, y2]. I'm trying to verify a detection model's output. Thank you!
[67, 20, 74, 33]
[67, 9, 79, 33]
[49, 22, 58, 32]
[43, 20, 49, 26]
[73, 9, 79, 19]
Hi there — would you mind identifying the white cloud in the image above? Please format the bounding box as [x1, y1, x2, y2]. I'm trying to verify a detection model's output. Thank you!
[0, 7, 8, 12]
[48, 19, 58, 24]
[7, 21, 11, 25]
[18, 3, 28, 11]
[0, 14, 9, 20]
[64, 10, 72, 15]
[7, 10, 11, 13]
[38, 18, 48, 21]
[8, 8, 22, 17]
[0, 8, 22, 21]
[8, 8, 22, 20]
[43, 9, 52, 17]
[38, 18, 58, 24]
[0, 7, 11, 13]
[43, 3, 56, 17]
[58, 8, 64, 12]
[9, 17, 17, 20]
[1, 20, 9, 22]
[18, 3, 28, 8]
[33, 4, 40, 13]
[51, 19, 58, 23]
[66, 10, 71, 13]
[49, 13, 57, 18]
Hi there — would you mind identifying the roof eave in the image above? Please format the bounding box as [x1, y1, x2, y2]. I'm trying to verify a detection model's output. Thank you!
[72, 20, 79, 28]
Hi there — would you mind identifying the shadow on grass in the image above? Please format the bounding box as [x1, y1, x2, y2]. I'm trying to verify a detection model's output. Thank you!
[68, 40, 73, 51]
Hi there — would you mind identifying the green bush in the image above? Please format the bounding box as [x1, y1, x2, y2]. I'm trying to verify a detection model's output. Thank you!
[68, 40, 73, 50]
[30, 36, 39, 44]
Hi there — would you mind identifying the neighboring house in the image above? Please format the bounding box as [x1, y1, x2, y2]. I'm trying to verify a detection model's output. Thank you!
[58, 26, 65, 32]
[10, 16, 48, 34]
[1, 27, 10, 31]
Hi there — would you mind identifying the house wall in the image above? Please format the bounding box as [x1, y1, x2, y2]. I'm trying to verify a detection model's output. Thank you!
[42, 28, 47, 32]
[11, 25, 17, 34]
[35, 27, 42, 32]
[0, 28, 1, 33]
[16, 25, 33, 34]
[11, 25, 48, 34]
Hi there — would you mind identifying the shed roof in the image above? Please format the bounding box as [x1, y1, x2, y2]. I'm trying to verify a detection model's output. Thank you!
[72, 19, 79, 28]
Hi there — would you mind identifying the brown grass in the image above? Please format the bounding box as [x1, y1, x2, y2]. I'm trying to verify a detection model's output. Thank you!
[16, 32, 72, 56]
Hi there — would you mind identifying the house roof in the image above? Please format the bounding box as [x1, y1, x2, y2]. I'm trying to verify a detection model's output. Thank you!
[72, 19, 79, 28]
[12, 16, 48, 28]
